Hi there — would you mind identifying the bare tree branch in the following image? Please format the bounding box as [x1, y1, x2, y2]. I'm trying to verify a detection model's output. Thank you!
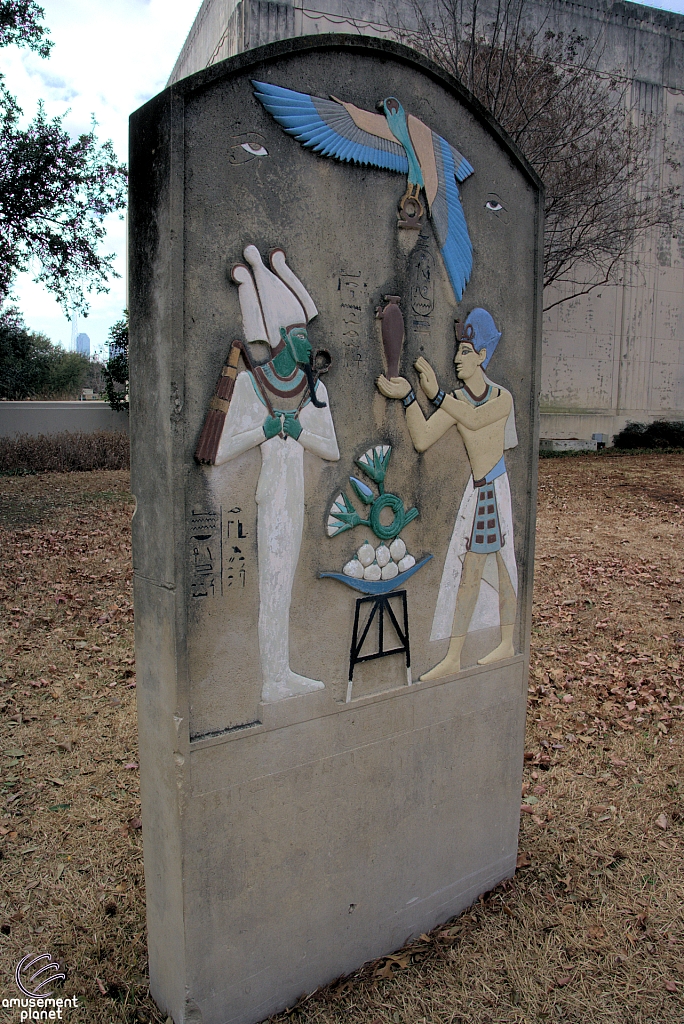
[388, 0, 672, 309]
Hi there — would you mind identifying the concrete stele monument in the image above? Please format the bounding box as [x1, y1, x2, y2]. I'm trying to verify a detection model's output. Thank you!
[129, 36, 543, 1024]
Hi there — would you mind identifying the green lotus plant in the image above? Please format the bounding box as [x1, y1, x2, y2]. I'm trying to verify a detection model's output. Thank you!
[327, 445, 418, 542]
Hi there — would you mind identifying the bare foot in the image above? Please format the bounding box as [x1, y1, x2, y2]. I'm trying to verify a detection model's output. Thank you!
[261, 672, 324, 703]
[287, 670, 325, 695]
[420, 637, 464, 680]
[477, 641, 515, 665]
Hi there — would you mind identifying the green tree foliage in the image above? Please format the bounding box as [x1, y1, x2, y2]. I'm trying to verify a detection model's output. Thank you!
[0, 306, 89, 398]
[102, 310, 128, 411]
[0, 0, 50, 54]
[613, 420, 684, 450]
[0, 1, 127, 313]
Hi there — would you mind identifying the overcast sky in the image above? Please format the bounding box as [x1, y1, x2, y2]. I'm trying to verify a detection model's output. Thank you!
[4, 0, 684, 356]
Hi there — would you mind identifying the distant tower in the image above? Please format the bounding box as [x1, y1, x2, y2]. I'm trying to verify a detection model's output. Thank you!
[109, 336, 126, 359]
[76, 332, 90, 357]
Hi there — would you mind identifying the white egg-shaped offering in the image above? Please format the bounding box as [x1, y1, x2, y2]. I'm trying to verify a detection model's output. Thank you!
[398, 553, 416, 573]
[357, 542, 375, 567]
[343, 559, 365, 579]
[381, 561, 399, 580]
[389, 537, 406, 562]
[363, 562, 382, 581]
[375, 544, 391, 567]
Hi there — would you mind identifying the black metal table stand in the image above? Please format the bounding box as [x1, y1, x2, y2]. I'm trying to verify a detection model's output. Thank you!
[346, 589, 411, 702]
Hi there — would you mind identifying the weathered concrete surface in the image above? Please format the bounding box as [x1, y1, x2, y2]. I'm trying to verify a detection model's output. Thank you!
[169, 0, 684, 442]
[0, 401, 129, 437]
[130, 36, 542, 1024]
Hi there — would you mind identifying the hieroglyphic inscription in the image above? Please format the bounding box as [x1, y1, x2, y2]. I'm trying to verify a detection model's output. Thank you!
[409, 239, 434, 333]
[189, 507, 251, 596]
[189, 508, 223, 599]
[338, 271, 369, 369]
[224, 508, 249, 589]
[226, 545, 246, 588]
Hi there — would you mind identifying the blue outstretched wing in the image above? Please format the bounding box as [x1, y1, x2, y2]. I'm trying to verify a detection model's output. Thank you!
[430, 132, 473, 302]
[252, 81, 409, 174]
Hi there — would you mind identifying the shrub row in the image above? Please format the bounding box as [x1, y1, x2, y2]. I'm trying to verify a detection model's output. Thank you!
[0, 430, 130, 474]
[613, 420, 684, 450]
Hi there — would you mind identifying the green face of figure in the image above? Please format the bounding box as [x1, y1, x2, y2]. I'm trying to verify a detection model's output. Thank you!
[280, 325, 312, 365]
[454, 340, 487, 382]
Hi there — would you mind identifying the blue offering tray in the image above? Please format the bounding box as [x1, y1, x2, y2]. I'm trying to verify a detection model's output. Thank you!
[319, 554, 432, 595]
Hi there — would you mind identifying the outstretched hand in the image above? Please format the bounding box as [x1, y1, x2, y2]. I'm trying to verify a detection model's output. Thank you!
[376, 375, 412, 400]
[414, 357, 439, 400]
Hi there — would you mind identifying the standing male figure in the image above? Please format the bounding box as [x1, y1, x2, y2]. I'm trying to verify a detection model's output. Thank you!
[376, 308, 517, 678]
[211, 245, 340, 702]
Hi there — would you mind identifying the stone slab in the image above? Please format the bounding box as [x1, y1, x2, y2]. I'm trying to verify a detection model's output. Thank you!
[539, 437, 598, 452]
[129, 35, 543, 1024]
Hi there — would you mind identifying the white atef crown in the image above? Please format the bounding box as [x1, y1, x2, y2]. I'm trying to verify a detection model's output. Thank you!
[231, 244, 317, 348]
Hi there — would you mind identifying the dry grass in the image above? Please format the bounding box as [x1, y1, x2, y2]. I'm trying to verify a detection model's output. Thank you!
[0, 431, 129, 475]
[0, 454, 682, 1023]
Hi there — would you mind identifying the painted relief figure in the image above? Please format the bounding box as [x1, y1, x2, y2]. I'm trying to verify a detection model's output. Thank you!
[376, 309, 518, 678]
[253, 81, 474, 302]
[197, 245, 340, 702]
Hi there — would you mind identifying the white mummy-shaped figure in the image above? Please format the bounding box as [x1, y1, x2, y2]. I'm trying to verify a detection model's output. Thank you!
[214, 246, 339, 702]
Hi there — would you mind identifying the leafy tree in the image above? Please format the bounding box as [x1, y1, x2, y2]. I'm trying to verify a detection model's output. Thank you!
[392, 0, 671, 308]
[0, 1, 127, 314]
[102, 310, 128, 411]
[0, 1, 51, 55]
[0, 305, 89, 398]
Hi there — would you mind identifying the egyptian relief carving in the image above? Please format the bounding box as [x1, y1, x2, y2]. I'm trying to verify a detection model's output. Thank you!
[196, 246, 340, 703]
[322, 443, 431, 701]
[253, 81, 474, 303]
[376, 309, 518, 677]
[193, 74, 522, 708]
[409, 239, 435, 333]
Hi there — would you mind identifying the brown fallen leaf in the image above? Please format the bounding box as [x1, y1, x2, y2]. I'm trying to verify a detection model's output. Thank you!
[556, 976, 571, 987]
[96, 978, 107, 996]
[587, 925, 605, 941]
[516, 852, 531, 868]
[373, 953, 411, 979]
[655, 813, 668, 830]
[665, 981, 678, 992]
[329, 980, 353, 1000]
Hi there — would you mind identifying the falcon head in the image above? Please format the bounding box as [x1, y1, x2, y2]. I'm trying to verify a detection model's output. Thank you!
[380, 96, 405, 122]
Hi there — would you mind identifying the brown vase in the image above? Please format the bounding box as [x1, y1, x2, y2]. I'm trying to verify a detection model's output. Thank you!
[376, 295, 404, 379]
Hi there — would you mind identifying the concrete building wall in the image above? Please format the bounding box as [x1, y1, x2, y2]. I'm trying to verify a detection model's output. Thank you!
[0, 401, 129, 438]
[168, 0, 684, 441]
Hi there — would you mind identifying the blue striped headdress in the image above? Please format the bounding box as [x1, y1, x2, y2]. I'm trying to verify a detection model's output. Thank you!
[459, 308, 501, 370]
